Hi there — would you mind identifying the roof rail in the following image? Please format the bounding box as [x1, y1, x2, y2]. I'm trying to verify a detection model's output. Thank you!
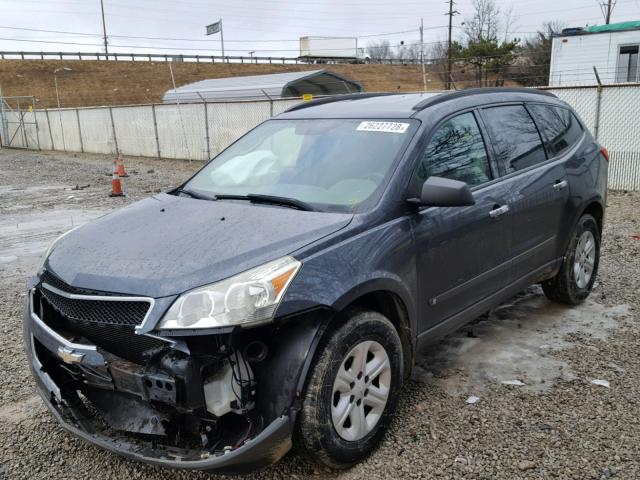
[412, 87, 557, 111]
[284, 92, 398, 113]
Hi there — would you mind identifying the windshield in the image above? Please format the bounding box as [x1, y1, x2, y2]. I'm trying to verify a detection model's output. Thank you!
[185, 118, 418, 212]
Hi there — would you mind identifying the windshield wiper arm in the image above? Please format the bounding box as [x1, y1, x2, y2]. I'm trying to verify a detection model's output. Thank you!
[214, 193, 314, 211]
[173, 187, 215, 201]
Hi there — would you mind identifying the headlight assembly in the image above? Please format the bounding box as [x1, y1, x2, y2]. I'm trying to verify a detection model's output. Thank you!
[157, 256, 301, 330]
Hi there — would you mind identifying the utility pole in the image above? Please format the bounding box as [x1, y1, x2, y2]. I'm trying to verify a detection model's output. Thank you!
[598, 0, 616, 24]
[445, 0, 458, 90]
[606, 0, 613, 24]
[420, 18, 426, 91]
[100, 0, 109, 54]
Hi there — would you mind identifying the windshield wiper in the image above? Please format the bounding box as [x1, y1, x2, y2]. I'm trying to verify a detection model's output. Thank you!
[214, 193, 314, 211]
[173, 187, 215, 201]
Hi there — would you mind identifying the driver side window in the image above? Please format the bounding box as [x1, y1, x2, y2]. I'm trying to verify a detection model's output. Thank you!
[417, 112, 492, 187]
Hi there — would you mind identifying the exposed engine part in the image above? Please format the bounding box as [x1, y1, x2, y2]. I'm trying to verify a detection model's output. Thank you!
[204, 350, 255, 417]
[243, 340, 268, 363]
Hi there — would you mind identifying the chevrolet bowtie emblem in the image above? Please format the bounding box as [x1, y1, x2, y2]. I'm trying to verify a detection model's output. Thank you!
[57, 347, 84, 364]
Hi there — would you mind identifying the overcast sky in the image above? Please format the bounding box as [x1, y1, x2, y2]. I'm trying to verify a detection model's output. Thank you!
[0, 0, 638, 58]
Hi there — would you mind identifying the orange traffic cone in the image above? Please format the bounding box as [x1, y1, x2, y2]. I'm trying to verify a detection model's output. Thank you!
[117, 151, 129, 177]
[109, 160, 125, 197]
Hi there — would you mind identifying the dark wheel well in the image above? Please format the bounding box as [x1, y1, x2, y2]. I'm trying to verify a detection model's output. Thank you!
[583, 201, 603, 233]
[345, 291, 414, 380]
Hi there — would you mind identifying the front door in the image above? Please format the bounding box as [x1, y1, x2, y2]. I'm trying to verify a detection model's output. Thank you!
[410, 111, 512, 334]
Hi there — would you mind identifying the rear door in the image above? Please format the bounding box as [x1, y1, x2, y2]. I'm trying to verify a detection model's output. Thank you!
[480, 104, 569, 281]
[410, 111, 513, 333]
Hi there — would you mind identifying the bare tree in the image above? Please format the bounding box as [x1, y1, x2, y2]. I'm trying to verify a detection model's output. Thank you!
[395, 41, 422, 61]
[428, 40, 451, 84]
[463, 0, 502, 42]
[367, 40, 392, 62]
[501, 4, 518, 42]
[511, 21, 566, 86]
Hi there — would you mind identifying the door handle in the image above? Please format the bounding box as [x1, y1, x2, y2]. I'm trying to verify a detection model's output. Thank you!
[489, 205, 510, 218]
[553, 180, 568, 191]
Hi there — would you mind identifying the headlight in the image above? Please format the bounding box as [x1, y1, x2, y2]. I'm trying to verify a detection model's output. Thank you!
[157, 256, 301, 330]
[37, 226, 79, 272]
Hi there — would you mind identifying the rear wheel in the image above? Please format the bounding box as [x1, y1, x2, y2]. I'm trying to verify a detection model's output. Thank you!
[297, 310, 403, 469]
[542, 214, 600, 305]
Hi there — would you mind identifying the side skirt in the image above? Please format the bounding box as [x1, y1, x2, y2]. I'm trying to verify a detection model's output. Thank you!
[415, 258, 561, 351]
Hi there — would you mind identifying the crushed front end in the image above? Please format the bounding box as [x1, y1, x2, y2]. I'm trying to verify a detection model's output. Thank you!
[24, 270, 323, 473]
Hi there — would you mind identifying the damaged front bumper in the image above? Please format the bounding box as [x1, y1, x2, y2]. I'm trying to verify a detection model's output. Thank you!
[23, 279, 324, 473]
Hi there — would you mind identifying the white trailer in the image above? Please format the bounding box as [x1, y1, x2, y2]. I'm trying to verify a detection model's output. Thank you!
[549, 21, 640, 86]
[299, 36, 364, 63]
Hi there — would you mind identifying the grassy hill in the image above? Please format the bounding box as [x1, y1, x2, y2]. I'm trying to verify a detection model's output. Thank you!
[0, 59, 444, 108]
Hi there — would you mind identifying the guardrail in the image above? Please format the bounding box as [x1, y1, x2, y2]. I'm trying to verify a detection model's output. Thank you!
[0, 50, 422, 65]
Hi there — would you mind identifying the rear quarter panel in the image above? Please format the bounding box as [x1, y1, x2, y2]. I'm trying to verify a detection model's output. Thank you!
[561, 125, 608, 252]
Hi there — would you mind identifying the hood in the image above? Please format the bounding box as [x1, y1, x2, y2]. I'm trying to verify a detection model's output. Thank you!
[46, 193, 353, 297]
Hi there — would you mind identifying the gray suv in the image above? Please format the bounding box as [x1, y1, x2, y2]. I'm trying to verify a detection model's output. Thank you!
[25, 88, 608, 473]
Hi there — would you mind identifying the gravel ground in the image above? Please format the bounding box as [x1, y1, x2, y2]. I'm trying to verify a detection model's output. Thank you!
[1, 149, 639, 480]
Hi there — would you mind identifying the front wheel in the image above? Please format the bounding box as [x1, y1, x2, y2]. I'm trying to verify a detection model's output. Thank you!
[297, 310, 403, 469]
[542, 213, 601, 305]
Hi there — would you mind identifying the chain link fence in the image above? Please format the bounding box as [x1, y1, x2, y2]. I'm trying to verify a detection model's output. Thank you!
[543, 84, 640, 191]
[1, 98, 302, 160]
[2, 86, 640, 190]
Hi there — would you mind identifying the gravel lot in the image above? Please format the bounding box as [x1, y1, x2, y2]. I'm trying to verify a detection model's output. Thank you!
[1, 149, 639, 480]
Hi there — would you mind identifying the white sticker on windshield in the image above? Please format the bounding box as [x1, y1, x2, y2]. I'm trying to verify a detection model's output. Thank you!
[357, 121, 410, 134]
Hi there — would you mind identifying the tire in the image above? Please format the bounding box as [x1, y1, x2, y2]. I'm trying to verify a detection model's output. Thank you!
[297, 310, 403, 469]
[542, 214, 600, 305]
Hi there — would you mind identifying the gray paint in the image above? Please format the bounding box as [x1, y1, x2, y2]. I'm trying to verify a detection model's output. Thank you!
[46, 193, 353, 297]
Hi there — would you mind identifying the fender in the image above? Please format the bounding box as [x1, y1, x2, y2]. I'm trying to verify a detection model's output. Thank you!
[332, 275, 418, 336]
[250, 309, 332, 424]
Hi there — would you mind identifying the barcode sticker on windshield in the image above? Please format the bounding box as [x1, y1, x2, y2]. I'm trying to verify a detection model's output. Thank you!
[357, 121, 410, 134]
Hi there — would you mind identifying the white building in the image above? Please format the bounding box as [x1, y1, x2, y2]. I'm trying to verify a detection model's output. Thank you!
[549, 21, 640, 86]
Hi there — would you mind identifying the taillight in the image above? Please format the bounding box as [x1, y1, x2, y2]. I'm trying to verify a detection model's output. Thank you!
[600, 147, 609, 162]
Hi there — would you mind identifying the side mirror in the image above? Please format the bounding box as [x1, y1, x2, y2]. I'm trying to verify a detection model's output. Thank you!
[407, 176, 475, 207]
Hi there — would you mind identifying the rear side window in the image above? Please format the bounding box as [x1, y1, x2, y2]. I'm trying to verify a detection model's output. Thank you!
[417, 112, 491, 187]
[482, 105, 547, 174]
[528, 104, 584, 157]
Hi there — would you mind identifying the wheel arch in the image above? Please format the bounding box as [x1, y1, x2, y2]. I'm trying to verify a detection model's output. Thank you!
[560, 197, 605, 256]
[581, 200, 604, 234]
[329, 281, 416, 381]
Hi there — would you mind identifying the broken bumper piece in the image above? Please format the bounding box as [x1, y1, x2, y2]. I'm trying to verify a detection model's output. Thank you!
[23, 287, 294, 474]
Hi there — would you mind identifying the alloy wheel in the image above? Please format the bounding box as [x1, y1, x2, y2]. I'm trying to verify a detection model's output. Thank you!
[330, 340, 391, 441]
[573, 230, 596, 289]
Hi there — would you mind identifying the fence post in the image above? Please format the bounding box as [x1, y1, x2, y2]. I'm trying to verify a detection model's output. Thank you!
[16, 98, 29, 148]
[151, 104, 161, 159]
[75, 108, 84, 152]
[44, 109, 55, 150]
[203, 102, 211, 159]
[593, 67, 603, 141]
[108, 107, 119, 154]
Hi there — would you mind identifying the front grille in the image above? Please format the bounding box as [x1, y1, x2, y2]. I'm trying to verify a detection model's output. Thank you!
[57, 318, 165, 363]
[35, 273, 162, 365]
[40, 272, 150, 327]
